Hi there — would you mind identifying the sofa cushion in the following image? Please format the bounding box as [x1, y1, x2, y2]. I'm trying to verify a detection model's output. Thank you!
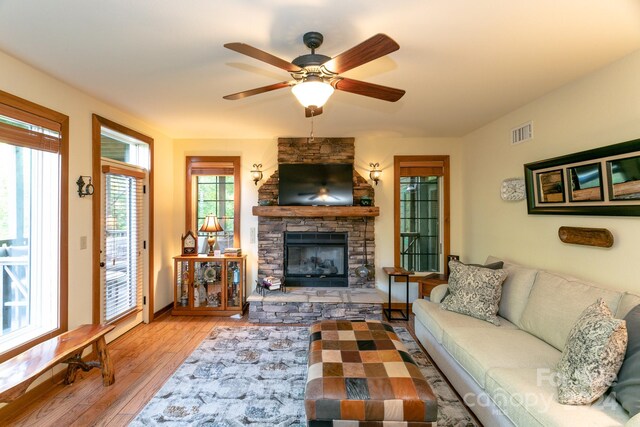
[556, 299, 627, 405]
[616, 292, 640, 319]
[441, 261, 507, 325]
[611, 303, 640, 417]
[441, 327, 560, 389]
[412, 299, 517, 345]
[519, 270, 623, 351]
[486, 256, 538, 328]
[485, 368, 630, 427]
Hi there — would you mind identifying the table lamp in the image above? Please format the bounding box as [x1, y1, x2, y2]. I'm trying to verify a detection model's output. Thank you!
[199, 215, 223, 255]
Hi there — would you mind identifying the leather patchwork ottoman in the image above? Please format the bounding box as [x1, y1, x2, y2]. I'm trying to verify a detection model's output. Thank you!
[304, 320, 437, 426]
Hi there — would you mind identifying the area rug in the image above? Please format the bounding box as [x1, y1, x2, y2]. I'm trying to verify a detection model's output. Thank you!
[130, 326, 477, 426]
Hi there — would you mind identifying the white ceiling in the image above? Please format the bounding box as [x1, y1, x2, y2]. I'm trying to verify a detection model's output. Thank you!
[1, 0, 639, 139]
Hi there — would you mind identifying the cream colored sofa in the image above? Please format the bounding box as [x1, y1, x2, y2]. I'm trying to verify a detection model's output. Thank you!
[412, 256, 640, 427]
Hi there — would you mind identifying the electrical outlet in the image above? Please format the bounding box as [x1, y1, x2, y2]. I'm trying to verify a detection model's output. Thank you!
[80, 236, 87, 250]
[250, 227, 256, 244]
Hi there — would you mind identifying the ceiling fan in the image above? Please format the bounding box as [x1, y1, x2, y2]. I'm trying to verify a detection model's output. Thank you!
[223, 32, 405, 117]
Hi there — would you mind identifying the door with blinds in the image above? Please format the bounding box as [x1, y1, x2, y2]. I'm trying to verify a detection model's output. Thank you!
[101, 162, 146, 324]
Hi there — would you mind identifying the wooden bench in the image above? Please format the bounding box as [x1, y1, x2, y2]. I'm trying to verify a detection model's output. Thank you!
[0, 324, 116, 402]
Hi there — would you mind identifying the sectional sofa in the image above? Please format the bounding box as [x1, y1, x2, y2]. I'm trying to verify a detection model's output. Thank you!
[412, 256, 640, 427]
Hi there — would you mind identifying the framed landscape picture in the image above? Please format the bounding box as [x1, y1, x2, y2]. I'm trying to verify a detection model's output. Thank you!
[524, 137, 640, 216]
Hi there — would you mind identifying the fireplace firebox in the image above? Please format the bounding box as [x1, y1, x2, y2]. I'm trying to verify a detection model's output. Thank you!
[284, 232, 348, 287]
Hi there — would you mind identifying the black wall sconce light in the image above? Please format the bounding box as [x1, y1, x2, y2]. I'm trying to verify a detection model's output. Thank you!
[369, 163, 382, 186]
[251, 163, 263, 185]
[76, 175, 94, 197]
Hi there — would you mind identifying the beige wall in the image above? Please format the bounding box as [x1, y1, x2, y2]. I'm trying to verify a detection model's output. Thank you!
[0, 50, 177, 341]
[174, 137, 464, 302]
[462, 49, 640, 294]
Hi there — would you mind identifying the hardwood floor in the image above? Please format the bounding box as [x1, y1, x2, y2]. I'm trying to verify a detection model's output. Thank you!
[0, 312, 438, 426]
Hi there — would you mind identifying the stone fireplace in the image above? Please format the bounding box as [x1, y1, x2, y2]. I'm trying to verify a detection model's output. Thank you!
[255, 137, 376, 289]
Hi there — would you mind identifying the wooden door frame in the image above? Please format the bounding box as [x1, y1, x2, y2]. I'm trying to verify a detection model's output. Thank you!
[393, 155, 450, 280]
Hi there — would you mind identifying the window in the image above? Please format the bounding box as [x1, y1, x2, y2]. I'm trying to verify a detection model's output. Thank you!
[394, 156, 450, 276]
[0, 90, 68, 361]
[92, 115, 153, 324]
[186, 157, 241, 249]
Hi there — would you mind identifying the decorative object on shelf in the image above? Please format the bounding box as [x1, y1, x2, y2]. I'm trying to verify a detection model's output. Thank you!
[558, 226, 614, 248]
[199, 215, 223, 255]
[359, 195, 372, 206]
[258, 199, 272, 206]
[251, 163, 263, 185]
[500, 178, 526, 201]
[76, 175, 94, 197]
[181, 230, 198, 256]
[524, 137, 640, 216]
[203, 265, 217, 283]
[369, 163, 382, 185]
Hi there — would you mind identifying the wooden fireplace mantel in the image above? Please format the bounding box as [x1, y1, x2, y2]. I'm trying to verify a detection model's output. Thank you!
[252, 206, 380, 217]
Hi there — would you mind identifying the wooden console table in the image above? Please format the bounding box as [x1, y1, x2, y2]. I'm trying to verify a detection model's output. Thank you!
[382, 267, 412, 321]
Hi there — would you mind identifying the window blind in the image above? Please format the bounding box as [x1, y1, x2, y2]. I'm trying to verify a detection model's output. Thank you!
[102, 172, 144, 322]
[0, 103, 61, 153]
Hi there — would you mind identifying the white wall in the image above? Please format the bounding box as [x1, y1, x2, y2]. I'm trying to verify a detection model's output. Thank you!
[462, 49, 640, 294]
[0, 50, 177, 339]
[174, 136, 464, 303]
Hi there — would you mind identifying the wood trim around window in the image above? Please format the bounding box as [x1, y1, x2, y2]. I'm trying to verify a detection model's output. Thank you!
[185, 156, 241, 247]
[0, 90, 68, 363]
[92, 114, 155, 323]
[394, 155, 450, 281]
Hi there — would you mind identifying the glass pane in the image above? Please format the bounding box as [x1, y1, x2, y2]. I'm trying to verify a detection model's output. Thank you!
[0, 142, 59, 348]
[196, 175, 235, 240]
[194, 261, 222, 308]
[226, 261, 241, 308]
[100, 127, 149, 169]
[104, 174, 141, 321]
[286, 246, 345, 275]
[399, 176, 440, 272]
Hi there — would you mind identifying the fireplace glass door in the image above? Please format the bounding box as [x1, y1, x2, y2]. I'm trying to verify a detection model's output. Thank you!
[286, 245, 345, 276]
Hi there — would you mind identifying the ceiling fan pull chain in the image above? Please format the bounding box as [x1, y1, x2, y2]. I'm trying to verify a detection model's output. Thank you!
[308, 109, 315, 143]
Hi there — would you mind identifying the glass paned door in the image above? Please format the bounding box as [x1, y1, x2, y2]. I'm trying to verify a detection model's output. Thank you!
[399, 176, 441, 272]
[101, 170, 144, 323]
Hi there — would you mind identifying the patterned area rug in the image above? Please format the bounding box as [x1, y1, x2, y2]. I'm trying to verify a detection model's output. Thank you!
[130, 326, 477, 426]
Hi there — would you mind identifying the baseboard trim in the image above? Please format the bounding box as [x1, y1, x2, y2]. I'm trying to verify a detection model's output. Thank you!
[383, 302, 413, 311]
[154, 302, 173, 319]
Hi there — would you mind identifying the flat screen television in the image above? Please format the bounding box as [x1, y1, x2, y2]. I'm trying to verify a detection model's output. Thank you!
[278, 163, 354, 206]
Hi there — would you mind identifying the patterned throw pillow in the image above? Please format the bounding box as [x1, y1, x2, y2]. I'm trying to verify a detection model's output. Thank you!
[440, 260, 507, 325]
[556, 298, 628, 405]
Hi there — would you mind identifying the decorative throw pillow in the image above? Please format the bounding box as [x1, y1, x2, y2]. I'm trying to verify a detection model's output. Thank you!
[440, 260, 507, 325]
[442, 260, 504, 299]
[556, 298, 628, 405]
[611, 304, 640, 417]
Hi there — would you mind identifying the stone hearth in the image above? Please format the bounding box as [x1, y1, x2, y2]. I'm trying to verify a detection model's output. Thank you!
[247, 288, 384, 324]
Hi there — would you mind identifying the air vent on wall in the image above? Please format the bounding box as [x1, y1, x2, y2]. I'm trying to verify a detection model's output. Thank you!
[511, 121, 533, 145]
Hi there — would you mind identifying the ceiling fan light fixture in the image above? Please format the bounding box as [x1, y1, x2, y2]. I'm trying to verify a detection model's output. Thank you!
[291, 78, 334, 109]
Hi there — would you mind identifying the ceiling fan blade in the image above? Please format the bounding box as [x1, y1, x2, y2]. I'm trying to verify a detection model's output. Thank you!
[223, 81, 293, 100]
[333, 77, 405, 102]
[224, 42, 303, 73]
[305, 106, 323, 117]
[323, 34, 399, 74]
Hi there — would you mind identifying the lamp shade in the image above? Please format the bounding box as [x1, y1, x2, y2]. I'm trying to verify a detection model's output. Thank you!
[199, 215, 223, 233]
[291, 79, 334, 108]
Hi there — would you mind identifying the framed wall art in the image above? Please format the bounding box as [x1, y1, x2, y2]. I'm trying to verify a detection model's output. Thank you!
[524, 137, 640, 216]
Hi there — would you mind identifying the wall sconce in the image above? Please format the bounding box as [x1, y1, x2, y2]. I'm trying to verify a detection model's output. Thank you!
[76, 175, 94, 197]
[369, 163, 382, 186]
[251, 163, 263, 186]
